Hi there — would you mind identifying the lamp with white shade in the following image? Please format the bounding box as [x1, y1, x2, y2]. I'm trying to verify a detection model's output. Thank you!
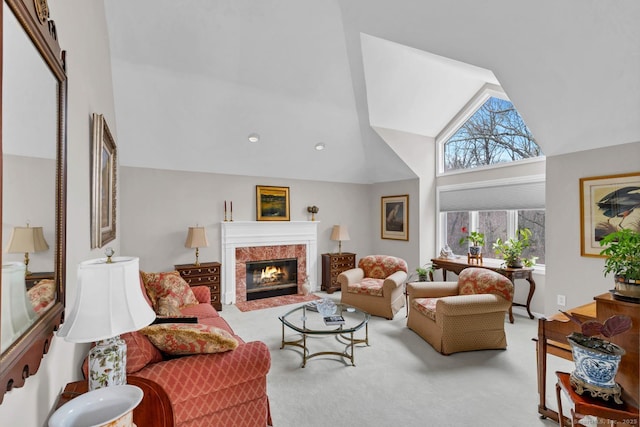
[185, 226, 209, 266]
[1, 262, 37, 353]
[57, 255, 155, 390]
[330, 225, 350, 255]
[6, 224, 49, 276]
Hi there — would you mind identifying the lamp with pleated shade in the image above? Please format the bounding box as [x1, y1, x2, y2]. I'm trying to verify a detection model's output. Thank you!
[185, 226, 209, 266]
[57, 255, 155, 390]
[6, 224, 49, 276]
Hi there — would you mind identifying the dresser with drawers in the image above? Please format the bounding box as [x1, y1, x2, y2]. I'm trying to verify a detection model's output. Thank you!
[321, 252, 356, 293]
[174, 261, 222, 310]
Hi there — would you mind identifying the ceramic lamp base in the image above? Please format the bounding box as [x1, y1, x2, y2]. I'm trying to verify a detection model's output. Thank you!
[88, 336, 127, 391]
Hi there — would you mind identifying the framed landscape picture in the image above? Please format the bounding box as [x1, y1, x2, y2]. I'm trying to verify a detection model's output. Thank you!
[381, 194, 409, 240]
[256, 185, 290, 221]
[580, 172, 640, 257]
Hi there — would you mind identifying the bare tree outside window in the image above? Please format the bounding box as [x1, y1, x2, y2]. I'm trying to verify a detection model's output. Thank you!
[444, 97, 542, 172]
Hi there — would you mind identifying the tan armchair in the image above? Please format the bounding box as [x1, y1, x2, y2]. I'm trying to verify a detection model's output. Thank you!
[406, 267, 514, 355]
[338, 255, 408, 319]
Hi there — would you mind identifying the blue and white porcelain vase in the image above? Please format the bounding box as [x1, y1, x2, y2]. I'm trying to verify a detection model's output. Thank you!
[567, 332, 625, 403]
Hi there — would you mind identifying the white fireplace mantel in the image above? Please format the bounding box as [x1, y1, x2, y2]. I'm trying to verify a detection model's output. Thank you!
[220, 221, 319, 304]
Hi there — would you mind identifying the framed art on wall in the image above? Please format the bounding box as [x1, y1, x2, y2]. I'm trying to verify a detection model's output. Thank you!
[580, 172, 640, 257]
[256, 185, 290, 221]
[381, 194, 409, 240]
[91, 113, 117, 248]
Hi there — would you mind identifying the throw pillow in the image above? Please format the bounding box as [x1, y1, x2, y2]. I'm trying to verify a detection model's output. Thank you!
[140, 270, 199, 309]
[156, 297, 182, 317]
[121, 331, 163, 373]
[140, 323, 239, 355]
[27, 279, 56, 314]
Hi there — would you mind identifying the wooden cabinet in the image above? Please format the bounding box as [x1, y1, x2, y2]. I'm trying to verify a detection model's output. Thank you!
[174, 262, 222, 310]
[321, 253, 356, 293]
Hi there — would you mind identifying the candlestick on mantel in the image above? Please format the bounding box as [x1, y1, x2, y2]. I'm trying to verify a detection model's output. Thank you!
[224, 200, 228, 222]
[230, 201, 233, 222]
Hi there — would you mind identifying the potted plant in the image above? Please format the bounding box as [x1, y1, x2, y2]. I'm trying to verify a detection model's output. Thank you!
[561, 310, 632, 403]
[599, 228, 640, 300]
[459, 227, 485, 256]
[492, 228, 537, 268]
[415, 264, 434, 282]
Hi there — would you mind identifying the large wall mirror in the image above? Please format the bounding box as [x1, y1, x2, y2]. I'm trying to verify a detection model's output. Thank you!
[0, 0, 67, 403]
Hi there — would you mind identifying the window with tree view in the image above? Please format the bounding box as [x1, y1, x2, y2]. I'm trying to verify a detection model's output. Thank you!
[444, 97, 542, 172]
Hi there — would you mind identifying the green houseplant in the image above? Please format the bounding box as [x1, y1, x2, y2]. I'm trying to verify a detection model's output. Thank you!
[492, 228, 537, 268]
[599, 228, 640, 300]
[459, 227, 485, 256]
[415, 264, 434, 282]
[561, 310, 632, 403]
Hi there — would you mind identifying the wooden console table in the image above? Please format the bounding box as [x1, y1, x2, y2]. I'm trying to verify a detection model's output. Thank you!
[55, 376, 174, 427]
[431, 257, 536, 323]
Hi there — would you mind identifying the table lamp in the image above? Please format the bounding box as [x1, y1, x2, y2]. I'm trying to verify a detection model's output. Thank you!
[330, 225, 350, 254]
[1, 262, 37, 353]
[185, 226, 209, 266]
[6, 224, 49, 276]
[57, 255, 155, 390]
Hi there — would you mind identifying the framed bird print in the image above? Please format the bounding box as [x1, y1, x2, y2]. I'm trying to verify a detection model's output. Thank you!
[580, 172, 640, 257]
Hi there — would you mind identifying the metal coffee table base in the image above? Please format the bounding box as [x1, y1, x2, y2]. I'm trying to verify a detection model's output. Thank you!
[280, 323, 369, 368]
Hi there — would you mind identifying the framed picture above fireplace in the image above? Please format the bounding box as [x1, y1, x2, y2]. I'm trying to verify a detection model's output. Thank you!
[256, 185, 290, 221]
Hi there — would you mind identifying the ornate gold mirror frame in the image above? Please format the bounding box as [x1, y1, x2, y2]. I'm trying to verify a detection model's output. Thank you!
[0, 0, 67, 403]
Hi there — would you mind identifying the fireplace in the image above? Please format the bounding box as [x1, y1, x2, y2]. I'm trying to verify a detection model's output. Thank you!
[246, 258, 298, 300]
[220, 221, 319, 305]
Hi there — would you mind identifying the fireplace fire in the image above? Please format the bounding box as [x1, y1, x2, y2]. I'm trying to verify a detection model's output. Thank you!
[246, 258, 298, 301]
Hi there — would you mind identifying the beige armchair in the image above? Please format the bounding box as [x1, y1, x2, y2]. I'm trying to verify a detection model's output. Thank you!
[338, 255, 408, 319]
[407, 267, 514, 355]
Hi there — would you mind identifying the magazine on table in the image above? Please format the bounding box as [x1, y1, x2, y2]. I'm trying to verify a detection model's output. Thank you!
[323, 315, 345, 325]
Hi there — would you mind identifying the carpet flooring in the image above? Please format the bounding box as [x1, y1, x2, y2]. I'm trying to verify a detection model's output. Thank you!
[222, 292, 575, 427]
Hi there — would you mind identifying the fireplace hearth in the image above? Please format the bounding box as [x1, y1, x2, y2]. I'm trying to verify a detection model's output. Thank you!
[246, 258, 298, 301]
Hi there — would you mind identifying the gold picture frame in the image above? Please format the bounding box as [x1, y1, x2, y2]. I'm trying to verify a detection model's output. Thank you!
[381, 194, 409, 240]
[579, 172, 640, 257]
[256, 185, 290, 221]
[91, 113, 117, 248]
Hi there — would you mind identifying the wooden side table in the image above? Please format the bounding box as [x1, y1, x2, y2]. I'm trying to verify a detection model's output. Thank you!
[55, 376, 174, 427]
[174, 262, 222, 310]
[555, 371, 639, 427]
[321, 253, 356, 293]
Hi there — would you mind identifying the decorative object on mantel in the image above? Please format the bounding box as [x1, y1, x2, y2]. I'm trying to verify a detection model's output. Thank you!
[562, 310, 632, 404]
[599, 228, 640, 302]
[57, 254, 155, 390]
[49, 384, 143, 427]
[330, 225, 350, 254]
[256, 185, 290, 221]
[307, 205, 319, 221]
[381, 194, 409, 240]
[224, 200, 234, 222]
[185, 226, 209, 266]
[6, 223, 49, 276]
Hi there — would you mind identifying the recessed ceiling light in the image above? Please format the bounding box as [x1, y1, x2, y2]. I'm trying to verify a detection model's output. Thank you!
[315, 142, 326, 151]
[248, 133, 260, 143]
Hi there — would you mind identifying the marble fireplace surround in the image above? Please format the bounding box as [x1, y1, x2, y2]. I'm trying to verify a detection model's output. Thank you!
[220, 221, 319, 305]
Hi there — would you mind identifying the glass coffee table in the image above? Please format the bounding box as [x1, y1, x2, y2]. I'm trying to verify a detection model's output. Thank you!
[279, 302, 370, 367]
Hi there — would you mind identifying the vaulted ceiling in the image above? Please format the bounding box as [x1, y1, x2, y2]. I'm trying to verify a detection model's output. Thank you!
[104, 0, 640, 184]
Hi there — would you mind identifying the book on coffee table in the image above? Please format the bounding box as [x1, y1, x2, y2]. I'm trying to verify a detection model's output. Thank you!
[323, 315, 345, 325]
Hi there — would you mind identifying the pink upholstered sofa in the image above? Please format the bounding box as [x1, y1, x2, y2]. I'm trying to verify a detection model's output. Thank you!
[117, 280, 272, 427]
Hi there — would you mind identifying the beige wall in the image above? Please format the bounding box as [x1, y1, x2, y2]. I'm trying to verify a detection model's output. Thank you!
[0, 1, 117, 425]
[544, 141, 640, 315]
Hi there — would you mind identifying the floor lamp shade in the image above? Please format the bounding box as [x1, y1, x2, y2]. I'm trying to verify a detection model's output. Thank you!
[57, 256, 155, 390]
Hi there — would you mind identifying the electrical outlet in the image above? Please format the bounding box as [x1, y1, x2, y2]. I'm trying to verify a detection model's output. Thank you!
[557, 295, 566, 306]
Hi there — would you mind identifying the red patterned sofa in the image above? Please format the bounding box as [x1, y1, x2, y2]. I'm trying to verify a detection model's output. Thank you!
[115, 277, 272, 427]
[338, 255, 408, 319]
